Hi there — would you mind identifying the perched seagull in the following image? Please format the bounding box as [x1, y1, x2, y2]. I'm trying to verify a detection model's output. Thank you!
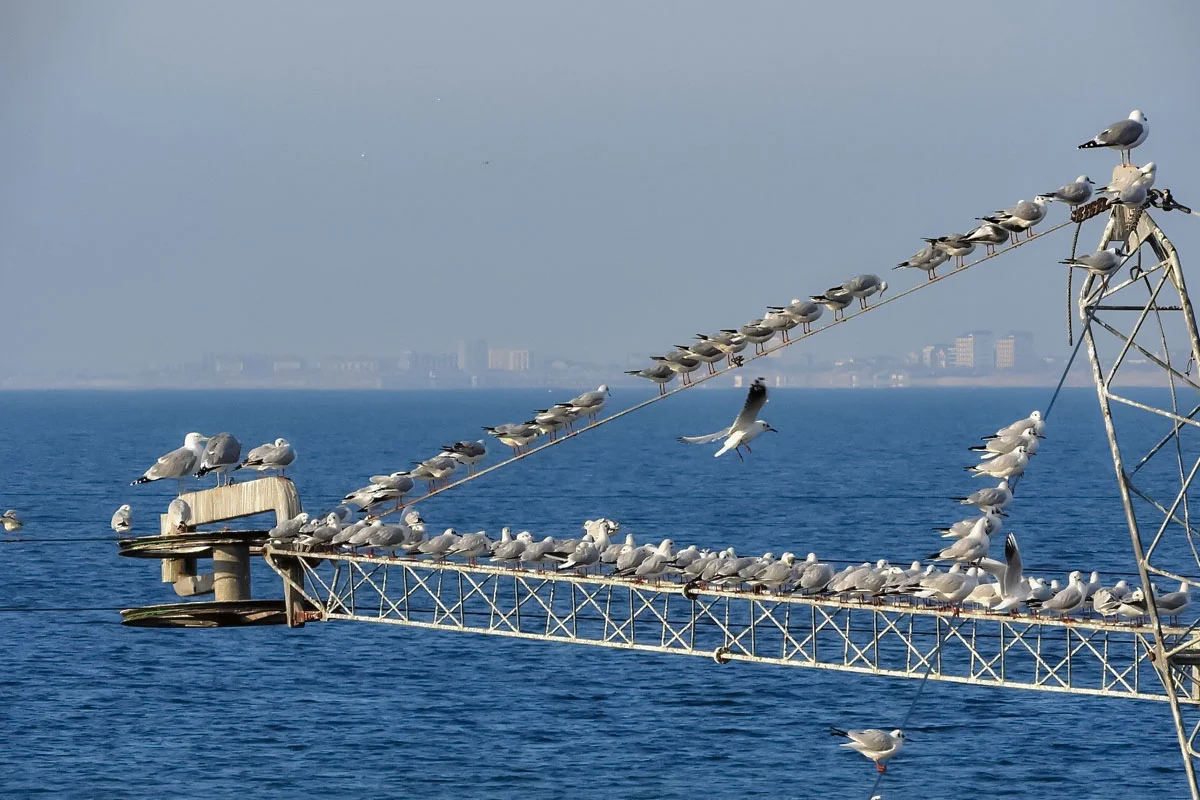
[1038, 175, 1095, 207]
[111, 504, 133, 534]
[483, 423, 540, 455]
[966, 445, 1031, 480]
[928, 517, 991, 564]
[1078, 110, 1149, 165]
[925, 233, 976, 269]
[626, 363, 677, 395]
[1060, 247, 1124, 279]
[935, 512, 1003, 540]
[651, 350, 704, 384]
[811, 288, 854, 320]
[1, 509, 24, 535]
[951, 480, 1013, 512]
[732, 321, 776, 354]
[766, 299, 824, 333]
[237, 438, 296, 476]
[696, 331, 748, 364]
[195, 432, 242, 486]
[132, 432, 207, 491]
[1035, 571, 1087, 619]
[840, 274, 887, 309]
[894, 243, 949, 280]
[980, 197, 1048, 243]
[677, 378, 776, 461]
[1098, 162, 1157, 196]
[963, 223, 1010, 256]
[969, 433, 1039, 460]
[987, 411, 1045, 439]
[830, 727, 907, 773]
[1155, 582, 1191, 620]
[267, 511, 310, 542]
[441, 440, 487, 473]
[167, 498, 192, 532]
[759, 309, 801, 343]
[682, 339, 728, 373]
[569, 385, 610, 423]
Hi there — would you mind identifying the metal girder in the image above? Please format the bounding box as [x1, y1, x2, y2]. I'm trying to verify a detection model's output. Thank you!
[263, 548, 1197, 704]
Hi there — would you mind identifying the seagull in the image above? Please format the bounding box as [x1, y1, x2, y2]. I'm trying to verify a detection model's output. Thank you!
[969, 433, 1039, 460]
[445, 531, 492, 565]
[650, 351, 704, 384]
[963, 223, 1011, 256]
[760, 309, 801, 343]
[132, 432, 207, 491]
[1035, 571, 1086, 619]
[1155, 582, 1191, 621]
[195, 432, 242, 486]
[980, 197, 1048, 243]
[441, 440, 487, 473]
[267, 511, 310, 542]
[1098, 162, 1156, 196]
[928, 517, 991, 563]
[696, 331, 749, 364]
[483, 423, 540, 455]
[987, 411, 1046, 439]
[626, 364, 677, 395]
[237, 438, 296, 476]
[569, 385, 610, 423]
[681, 339, 728, 373]
[167, 498, 192, 532]
[418, 528, 460, 560]
[894, 243, 949, 280]
[840, 274, 888, 309]
[1060, 247, 1124, 278]
[1078, 110, 1149, 165]
[111, 504, 133, 534]
[558, 539, 600, 573]
[925, 234, 976, 269]
[1, 509, 24, 535]
[830, 727, 907, 773]
[951, 480, 1013, 512]
[811, 288, 854, 320]
[732, 321, 776, 354]
[935, 512, 1004, 539]
[1038, 175, 1095, 207]
[766, 299, 824, 333]
[966, 446, 1030, 479]
[677, 378, 776, 461]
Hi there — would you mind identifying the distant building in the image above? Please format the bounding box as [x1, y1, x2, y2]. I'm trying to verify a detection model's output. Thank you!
[921, 344, 953, 371]
[954, 331, 995, 372]
[457, 339, 488, 373]
[995, 332, 1035, 371]
[488, 348, 531, 372]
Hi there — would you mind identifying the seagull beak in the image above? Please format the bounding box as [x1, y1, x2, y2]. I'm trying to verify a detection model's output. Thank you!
[768, 426, 779, 433]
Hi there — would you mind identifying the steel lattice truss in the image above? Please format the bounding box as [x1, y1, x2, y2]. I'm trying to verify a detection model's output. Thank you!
[1079, 195, 1200, 791]
[263, 548, 1197, 704]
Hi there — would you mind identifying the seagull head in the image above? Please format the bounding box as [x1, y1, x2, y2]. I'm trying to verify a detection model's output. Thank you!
[1130, 109, 1147, 123]
[1077, 175, 1094, 185]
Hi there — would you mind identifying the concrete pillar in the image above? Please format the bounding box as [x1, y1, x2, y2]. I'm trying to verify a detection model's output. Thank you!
[212, 544, 251, 601]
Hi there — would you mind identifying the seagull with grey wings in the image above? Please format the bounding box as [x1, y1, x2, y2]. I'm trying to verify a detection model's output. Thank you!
[677, 378, 777, 461]
[1078, 110, 1149, 165]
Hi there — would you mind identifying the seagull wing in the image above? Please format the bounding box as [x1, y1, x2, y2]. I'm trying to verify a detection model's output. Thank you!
[678, 427, 732, 445]
[847, 729, 892, 751]
[731, 379, 769, 431]
[1002, 533, 1023, 598]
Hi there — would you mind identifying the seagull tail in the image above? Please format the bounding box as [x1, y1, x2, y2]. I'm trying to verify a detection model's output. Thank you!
[966, 445, 987, 452]
[829, 726, 850, 738]
[1078, 139, 1103, 150]
[948, 496, 969, 502]
[713, 441, 736, 458]
[131, 476, 152, 485]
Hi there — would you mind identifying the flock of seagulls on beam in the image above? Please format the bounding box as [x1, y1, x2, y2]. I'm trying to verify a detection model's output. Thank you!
[258, 409, 1192, 627]
[3, 107, 1159, 779]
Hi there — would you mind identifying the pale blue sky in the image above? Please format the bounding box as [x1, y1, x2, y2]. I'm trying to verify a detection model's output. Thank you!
[3, 1, 1199, 375]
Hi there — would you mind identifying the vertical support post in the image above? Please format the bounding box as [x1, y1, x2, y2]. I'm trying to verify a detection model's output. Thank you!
[1081, 202, 1200, 799]
[212, 544, 251, 601]
[278, 556, 309, 628]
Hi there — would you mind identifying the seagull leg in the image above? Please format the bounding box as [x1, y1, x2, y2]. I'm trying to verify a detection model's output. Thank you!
[876, 762, 886, 773]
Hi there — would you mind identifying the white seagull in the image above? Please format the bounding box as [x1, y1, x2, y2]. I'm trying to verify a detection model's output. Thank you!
[1078, 110, 1149, 165]
[830, 727, 907, 773]
[677, 378, 777, 461]
[111, 504, 133, 534]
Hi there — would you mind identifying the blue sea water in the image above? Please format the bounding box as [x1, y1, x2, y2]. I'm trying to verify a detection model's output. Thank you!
[0, 387, 1190, 798]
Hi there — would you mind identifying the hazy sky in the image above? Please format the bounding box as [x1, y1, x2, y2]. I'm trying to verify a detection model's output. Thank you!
[3, 1, 1200, 375]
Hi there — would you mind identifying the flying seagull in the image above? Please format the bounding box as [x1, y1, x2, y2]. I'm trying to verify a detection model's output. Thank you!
[677, 377, 777, 460]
